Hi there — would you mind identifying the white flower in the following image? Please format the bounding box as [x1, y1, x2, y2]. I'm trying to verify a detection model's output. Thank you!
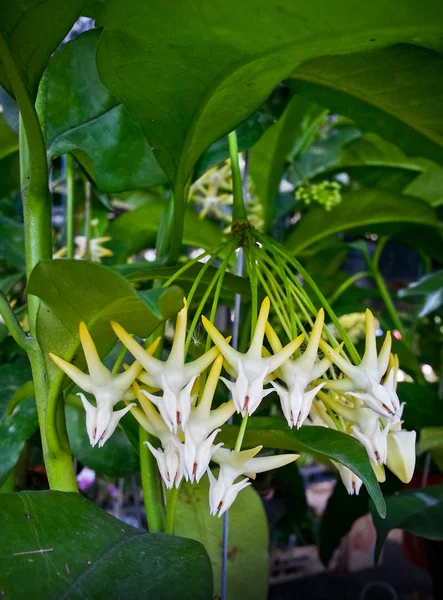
[386, 429, 416, 483]
[130, 382, 183, 489]
[49, 322, 146, 447]
[208, 445, 298, 517]
[74, 236, 113, 262]
[333, 461, 363, 495]
[266, 309, 334, 428]
[320, 309, 401, 420]
[179, 355, 235, 483]
[202, 297, 301, 416]
[112, 300, 221, 432]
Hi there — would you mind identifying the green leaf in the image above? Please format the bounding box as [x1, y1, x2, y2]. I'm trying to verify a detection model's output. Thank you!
[285, 190, 439, 255]
[291, 44, 443, 167]
[404, 163, 443, 207]
[0, 214, 24, 269]
[108, 200, 224, 259]
[0, 112, 18, 161]
[114, 262, 251, 299]
[371, 485, 443, 563]
[0, 397, 38, 487]
[399, 383, 443, 432]
[0, 152, 19, 199]
[175, 475, 268, 600]
[399, 270, 443, 317]
[39, 29, 165, 193]
[66, 404, 139, 478]
[250, 95, 325, 229]
[195, 85, 291, 178]
[26, 260, 183, 388]
[0, 491, 213, 599]
[95, 1, 443, 200]
[218, 417, 385, 517]
[0, 1, 86, 100]
[0, 363, 32, 418]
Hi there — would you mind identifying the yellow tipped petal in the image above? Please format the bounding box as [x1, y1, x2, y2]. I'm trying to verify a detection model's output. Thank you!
[235, 445, 263, 464]
[244, 453, 299, 475]
[251, 297, 271, 351]
[305, 309, 325, 362]
[265, 322, 283, 353]
[372, 461, 386, 483]
[378, 331, 392, 377]
[201, 315, 239, 367]
[128, 403, 154, 434]
[318, 339, 357, 378]
[268, 336, 303, 373]
[49, 352, 93, 392]
[79, 322, 109, 383]
[198, 355, 224, 413]
[386, 430, 416, 483]
[111, 321, 163, 377]
[134, 385, 166, 433]
[168, 300, 187, 365]
[146, 336, 161, 356]
[363, 309, 378, 368]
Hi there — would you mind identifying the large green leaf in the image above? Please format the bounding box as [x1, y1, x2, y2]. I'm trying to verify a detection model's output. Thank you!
[292, 44, 443, 167]
[0, 491, 213, 599]
[108, 200, 224, 259]
[175, 475, 269, 600]
[371, 485, 443, 563]
[26, 260, 183, 389]
[0, 363, 32, 417]
[95, 0, 443, 202]
[399, 270, 443, 317]
[0, 397, 38, 487]
[250, 95, 326, 230]
[285, 189, 440, 254]
[38, 29, 166, 193]
[66, 404, 139, 478]
[0, 1, 86, 99]
[0, 112, 18, 161]
[219, 417, 385, 517]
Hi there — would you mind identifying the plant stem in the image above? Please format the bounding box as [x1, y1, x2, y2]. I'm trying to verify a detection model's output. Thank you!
[328, 271, 370, 305]
[0, 291, 31, 350]
[84, 179, 92, 261]
[165, 485, 180, 534]
[234, 415, 249, 452]
[139, 427, 164, 533]
[66, 154, 75, 259]
[228, 131, 247, 221]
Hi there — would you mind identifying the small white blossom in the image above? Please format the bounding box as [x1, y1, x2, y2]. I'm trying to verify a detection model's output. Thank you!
[202, 297, 301, 416]
[50, 322, 144, 447]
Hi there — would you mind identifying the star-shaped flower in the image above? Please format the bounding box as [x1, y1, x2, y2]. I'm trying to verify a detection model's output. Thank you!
[320, 309, 400, 419]
[49, 322, 150, 447]
[266, 309, 335, 428]
[202, 297, 301, 416]
[208, 445, 298, 516]
[111, 300, 220, 432]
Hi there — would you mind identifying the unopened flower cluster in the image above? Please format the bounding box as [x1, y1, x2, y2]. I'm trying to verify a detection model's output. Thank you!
[51, 297, 415, 515]
[295, 181, 342, 211]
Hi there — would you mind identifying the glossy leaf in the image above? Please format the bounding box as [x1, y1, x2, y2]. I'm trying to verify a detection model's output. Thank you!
[0, 112, 18, 161]
[95, 0, 443, 201]
[175, 475, 268, 600]
[26, 260, 183, 388]
[0, 397, 38, 487]
[250, 95, 326, 230]
[195, 85, 291, 178]
[0, 491, 213, 599]
[39, 29, 165, 193]
[66, 404, 139, 478]
[0, 1, 86, 99]
[371, 485, 443, 563]
[292, 44, 443, 167]
[399, 383, 443, 432]
[108, 200, 223, 259]
[399, 270, 443, 317]
[115, 262, 251, 298]
[0, 363, 32, 417]
[219, 417, 385, 517]
[285, 190, 439, 254]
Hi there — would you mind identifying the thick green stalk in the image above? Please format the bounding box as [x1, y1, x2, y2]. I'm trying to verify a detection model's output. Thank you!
[4, 30, 77, 491]
[228, 131, 247, 222]
[139, 428, 164, 533]
[66, 154, 75, 259]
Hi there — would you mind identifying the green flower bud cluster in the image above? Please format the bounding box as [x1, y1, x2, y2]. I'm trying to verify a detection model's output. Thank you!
[295, 180, 342, 211]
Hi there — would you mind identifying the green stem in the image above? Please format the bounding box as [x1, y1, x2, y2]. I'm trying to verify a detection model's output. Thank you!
[139, 427, 164, 533]
[0, 291, 32, 350]
[112, 342, 129, 375]
[165, 485, 180, 534]
[328, 271, 370, 305]
[228, 131, 247, 221]
[84, 179, 92, 261]
[234, 415, 249, 452]
[66, 154, 75, 259]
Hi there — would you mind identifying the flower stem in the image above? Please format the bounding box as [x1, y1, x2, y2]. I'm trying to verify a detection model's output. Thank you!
[234, 415, 249, 452]
[139, 427, 164, 533]
[66, 154, 75, 259]
[328, 271, 370, 305]
[0, 291, 32, 350]
[165, 485, 180, 534]
[228, 131, 247, 222]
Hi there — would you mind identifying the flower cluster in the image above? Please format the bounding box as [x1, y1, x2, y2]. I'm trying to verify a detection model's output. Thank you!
[50, 296, 415, 514]
[295, 180, 342, 211]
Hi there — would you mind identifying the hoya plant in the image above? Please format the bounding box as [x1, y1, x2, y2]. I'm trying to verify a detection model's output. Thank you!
[1, 1, 443, 599]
